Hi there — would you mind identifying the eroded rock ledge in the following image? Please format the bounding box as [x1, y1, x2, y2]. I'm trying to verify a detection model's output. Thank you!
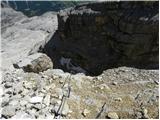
[50, 1, 159, 75]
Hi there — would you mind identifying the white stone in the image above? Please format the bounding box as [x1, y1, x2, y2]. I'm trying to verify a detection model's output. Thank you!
[62, 102, 70, 115]
[11, 111, 33, 119]
[4, 82, 13, 88]
[43, 94, 50, 106]
[82, 109, 90, 117]
[114, 97, 122, 102]
[112, 82, 118, 85]
[2, 106, 16, 117]
[46, 114, 55, 119]
[29, 96, 43, 103]
[9, 99, 19, 106]
[20, 99, 28, 106]
[107, 112, 119, 119]
[1, 96, 10, 107]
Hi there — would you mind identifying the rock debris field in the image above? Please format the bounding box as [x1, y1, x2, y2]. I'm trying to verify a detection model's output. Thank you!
[1, 1, 159, 119]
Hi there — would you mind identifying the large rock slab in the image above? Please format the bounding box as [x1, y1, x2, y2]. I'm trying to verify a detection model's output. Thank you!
[14, 53, 53, 73]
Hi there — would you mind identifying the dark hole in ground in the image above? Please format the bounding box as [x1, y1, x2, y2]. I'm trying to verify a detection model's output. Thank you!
[42, 31, 159, 76]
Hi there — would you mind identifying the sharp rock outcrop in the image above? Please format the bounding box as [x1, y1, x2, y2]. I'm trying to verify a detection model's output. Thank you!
[47, 1, 159, 75]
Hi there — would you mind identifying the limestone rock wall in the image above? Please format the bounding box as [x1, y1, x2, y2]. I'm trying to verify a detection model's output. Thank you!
[57, 1, 159, 75]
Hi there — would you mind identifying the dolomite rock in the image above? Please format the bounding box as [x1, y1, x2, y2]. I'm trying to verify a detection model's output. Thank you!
[2, 106, 16, 117]
[107, 112, 119, 119]
[82, 109, 90, 117]
[44, 1, 159, 76]
[62, 102, 70, 116]
[11, 111, 32, 119]
[1, 6, 57, 71]
[29, 96, 43, 103]
[14, 53, 53, 73]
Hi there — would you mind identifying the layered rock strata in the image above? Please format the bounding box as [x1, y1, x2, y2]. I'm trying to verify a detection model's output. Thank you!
[55, 1, 159, 75]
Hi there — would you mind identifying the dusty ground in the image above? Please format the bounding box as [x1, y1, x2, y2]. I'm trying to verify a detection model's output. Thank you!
[1, 67, 159, 119]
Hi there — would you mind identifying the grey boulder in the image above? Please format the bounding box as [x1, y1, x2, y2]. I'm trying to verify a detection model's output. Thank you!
[14, 53, 53, 73]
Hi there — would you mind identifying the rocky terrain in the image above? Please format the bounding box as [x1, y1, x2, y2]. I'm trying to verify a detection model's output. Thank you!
[53, 1, 159, 75]
[1, 67, 159, 119]
[1, 1, 159, 119]
[1, 4, 57, 72]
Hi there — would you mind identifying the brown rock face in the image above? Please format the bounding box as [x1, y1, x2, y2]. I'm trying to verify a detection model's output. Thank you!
[46, 1, 159, 75]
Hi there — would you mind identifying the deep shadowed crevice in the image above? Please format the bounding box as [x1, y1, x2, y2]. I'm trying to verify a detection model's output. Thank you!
[42, 30, 159, 76]
[42, 1, 159, 76]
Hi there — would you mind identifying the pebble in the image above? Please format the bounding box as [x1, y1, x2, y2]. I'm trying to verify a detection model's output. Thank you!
[23, 81, 36, 89]
[4, 82, 13, 88]
[11, 94, 22, 99]
[43, 94, 50, 106]
[142, 108, 149, 118]
[42, 75, 49, 79]
[112, 82, 118, 85]
[136, 111, 142, 118]
[26, 103, 32, 109]
[59, 79, 64, 84]
[2, 105, 16, 117]
[97, 76, 102, 80]
[107, 112, 119, 119]
[82, 109, 90, 117]
[52, 88, 63, 99]
[17, 77, 22, 80]
[4, 88, 13, 94]
[38, 92, 45, 97]
[99, 84, 110, 91]
[37, 114, 46, 119]
[45, 83, 55, 91]
[114, 97, 122, 102]
[32, 103, 45, 110]
[52, 75, 60, 80]
[21, 88, 30, 96]
[9, 99, 19, 106]
[62, 102, 70, 115]
[13, 82, 23, 94]
[11, 111, 32, 119]
[20, 99, 28, 106]
[1, 96, 10, 107]
[29, 96, 43, 103]
[45, 114, 55, 119]
[27, 108, 37, 116]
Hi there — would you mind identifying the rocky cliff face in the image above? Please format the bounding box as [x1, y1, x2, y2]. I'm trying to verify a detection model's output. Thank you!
[56, 1, 159, 75]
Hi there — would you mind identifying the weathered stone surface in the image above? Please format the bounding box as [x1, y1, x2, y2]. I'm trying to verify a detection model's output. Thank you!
[14, 53, 53, 73]
[82, 109, 90, 117]
[29, 96, 43, 103]
[1, 1, 159, 119]
[47, 1, 159, 75]
[1, 67, 159, 119]
[43, 94, 51, 106]
[62, 101, 70, 116]
[1, 96, 10, 107]
[1, 5, 57, 72]
[11, 111, 33, 119]
[107, 112, 119, 119]
[2, 106, 16, 117]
